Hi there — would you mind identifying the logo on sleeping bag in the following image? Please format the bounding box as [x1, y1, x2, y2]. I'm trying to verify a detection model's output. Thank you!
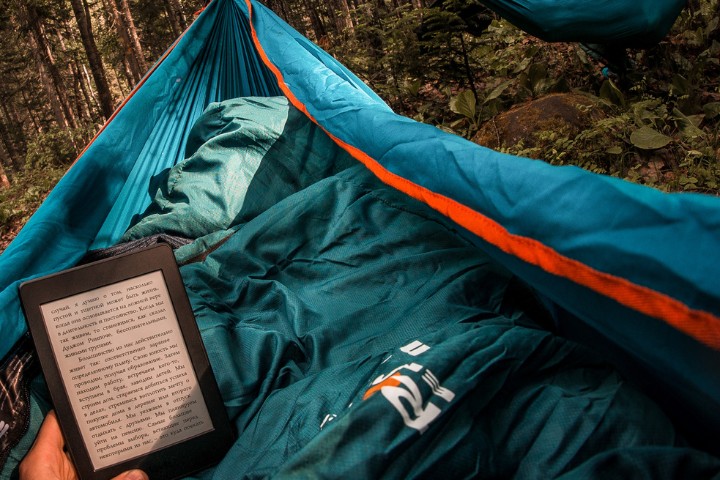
[363, 363, 455, 433]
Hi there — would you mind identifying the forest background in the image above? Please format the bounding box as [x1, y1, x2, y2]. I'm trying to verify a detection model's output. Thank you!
[0, 0, 719, 252]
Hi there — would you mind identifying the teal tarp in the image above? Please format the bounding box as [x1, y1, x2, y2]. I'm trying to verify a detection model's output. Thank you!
[0, 0, 719, 477]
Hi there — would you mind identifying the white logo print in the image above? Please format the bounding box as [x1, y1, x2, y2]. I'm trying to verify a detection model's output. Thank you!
[400, 340, 430, 356]
[320, 414, 337, 430]
[363, 362, 455, 433]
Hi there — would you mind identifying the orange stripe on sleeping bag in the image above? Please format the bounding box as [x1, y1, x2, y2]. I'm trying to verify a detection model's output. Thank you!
[247, 0, 720, 351]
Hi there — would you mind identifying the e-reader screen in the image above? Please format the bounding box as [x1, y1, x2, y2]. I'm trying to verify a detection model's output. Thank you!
[39, 270, 213, 469]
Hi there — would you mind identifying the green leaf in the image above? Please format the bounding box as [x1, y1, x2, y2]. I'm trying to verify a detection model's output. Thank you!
[606, 146, 623, 155]
[706, 15, 719, 37]
[687, 114, 705, 127]
[484, 80, 512, 104]
[403, 80, 421, 97]
[449, 90, 477, 120]
[528, 62, 548, 93]
[704, 102, 720, 119]
[474, 45, 493, 58]
[599, 79, 625, 107]
[512, 56, 532, 74]
[630, 126, 672, 150]
[670, 74, 691, 97]
[680, 175, 698, 186]
[672, 108, 705, 139]
[524, 46, 540, 58]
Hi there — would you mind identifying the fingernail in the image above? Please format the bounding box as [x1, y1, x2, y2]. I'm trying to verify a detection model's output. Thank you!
[121, 470, 148, 480]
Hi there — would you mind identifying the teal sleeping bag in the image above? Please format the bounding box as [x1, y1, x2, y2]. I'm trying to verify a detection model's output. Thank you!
[123, 97, 720, 478]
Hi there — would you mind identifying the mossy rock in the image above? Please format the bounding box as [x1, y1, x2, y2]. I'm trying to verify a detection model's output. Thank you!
[473, 93, 606, 149]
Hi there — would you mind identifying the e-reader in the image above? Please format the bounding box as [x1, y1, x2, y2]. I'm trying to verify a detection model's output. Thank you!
[19, 244, 233, 480]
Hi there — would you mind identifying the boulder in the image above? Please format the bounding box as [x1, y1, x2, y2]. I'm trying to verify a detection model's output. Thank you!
[473, 92, 605, 149]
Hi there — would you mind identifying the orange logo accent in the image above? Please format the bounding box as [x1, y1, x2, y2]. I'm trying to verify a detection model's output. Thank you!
[362, 374, 402, 400]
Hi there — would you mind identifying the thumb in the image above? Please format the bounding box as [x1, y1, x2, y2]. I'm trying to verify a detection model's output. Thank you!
[111, 470, 148, 480]
[33, 410, 65, 450]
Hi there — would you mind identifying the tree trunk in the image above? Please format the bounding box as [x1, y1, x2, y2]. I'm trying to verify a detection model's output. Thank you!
[0, 160, 10, 190]
[80, 64, 102, 113]
[101, 0, 142, 85]
[27, 35, 69, 129]
[119, 55, 137, 90]
[170, 0, 187, 28]
[0, 97, 24, 176]
[69, 0, 115, 120]
[55, 28, 94, 123]
[165, 0, 187, 36]
[19, 89, 43, 135]
[336, 0, 355, 33]
[301, 0, 327, 41]
[25, 5, 78, 130]
[117, 0, 148, 77]
[73, 62, 94, 122]
[100, 0, 146, 83]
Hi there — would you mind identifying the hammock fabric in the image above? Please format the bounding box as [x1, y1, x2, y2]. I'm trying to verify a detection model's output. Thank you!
[478, 0, 686, 45]
[0, 0, 719, 478]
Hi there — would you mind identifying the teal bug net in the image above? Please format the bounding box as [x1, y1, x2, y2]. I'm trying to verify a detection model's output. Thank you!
[1, 0, 719, 477]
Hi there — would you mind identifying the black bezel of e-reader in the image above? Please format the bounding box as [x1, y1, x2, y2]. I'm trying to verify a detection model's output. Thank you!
[19, 244, 233, 480]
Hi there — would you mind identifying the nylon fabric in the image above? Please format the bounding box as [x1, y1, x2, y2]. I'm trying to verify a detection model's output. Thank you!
[115, 99, 719, 477]
[247, 1, 720, 447]
[122, 97, 356, 243]
[122, 97, 291, 241]
[92, 3, 283, 247]
[477, 0, 685, 46]
[249, 0, 720, 323]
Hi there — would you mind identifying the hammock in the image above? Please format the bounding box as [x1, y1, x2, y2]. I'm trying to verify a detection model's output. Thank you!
[0, 0, 718, 477]
[477, 0, 686, 45]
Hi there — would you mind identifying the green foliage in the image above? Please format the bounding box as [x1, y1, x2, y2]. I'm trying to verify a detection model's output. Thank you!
[1, 125, 91, 246]
[24, 126, 93, 170]
[328, 4, 487, 119]
[599, 79, 625, 107]
[1, 121, 96, 247]
[0, 164, 65, 244]
[630, 126, 672, 150]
